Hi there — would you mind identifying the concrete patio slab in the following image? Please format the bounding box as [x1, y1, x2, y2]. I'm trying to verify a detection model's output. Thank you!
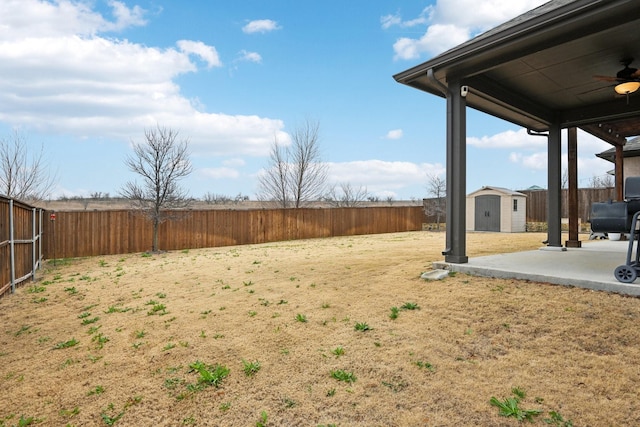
[433, 239, 640, 296]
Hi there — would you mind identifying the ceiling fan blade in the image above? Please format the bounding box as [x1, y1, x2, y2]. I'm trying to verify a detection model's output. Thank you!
[578, 85, 613, 95]
[593, 75, 620, 82]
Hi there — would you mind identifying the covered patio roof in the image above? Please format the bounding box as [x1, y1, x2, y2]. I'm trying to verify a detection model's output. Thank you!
[394, 0, 640, 263]
[394, 0, 640, 143]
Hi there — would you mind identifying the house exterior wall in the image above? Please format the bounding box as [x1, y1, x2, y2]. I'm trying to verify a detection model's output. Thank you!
[624, 158, 640, 181]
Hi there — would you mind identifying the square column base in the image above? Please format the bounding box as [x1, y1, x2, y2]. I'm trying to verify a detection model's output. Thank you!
[445, 255, 468, 264]
[565, 240, 582, 248]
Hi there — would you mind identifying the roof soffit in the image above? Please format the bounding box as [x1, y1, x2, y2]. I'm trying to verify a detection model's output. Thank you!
[394, 0, 640, 136]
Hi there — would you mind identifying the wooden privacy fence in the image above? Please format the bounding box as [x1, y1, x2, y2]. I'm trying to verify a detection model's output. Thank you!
[42, 206, 427, 259]
[0, 196, 44, 296]
[520, 188, 616, 223]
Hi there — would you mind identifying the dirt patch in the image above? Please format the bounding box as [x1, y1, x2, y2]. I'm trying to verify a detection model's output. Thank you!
[1, 231, 638, 426]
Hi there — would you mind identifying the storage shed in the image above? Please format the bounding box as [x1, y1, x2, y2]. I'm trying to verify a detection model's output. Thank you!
[466, 186, 527, 232]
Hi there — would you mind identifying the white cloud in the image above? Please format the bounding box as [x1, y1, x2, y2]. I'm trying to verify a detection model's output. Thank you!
[475, 127, 614, 187]
[237, 50, 263, 64]
[200, 167, 240, 179]
[509, 152, 547, 170]
[578, 157, 613, 185]
[0, 0, 146, 40]
[242, 19, 281, 34]
[381, 9, 429, 30]
[430, 0, 547, 30]
[223, 158, 246, 167]
[328, 160, 444, 194]
[467, 128, 547, 149]
[386, 0, 548, 59]
[385, 129, 403, 140]
[393, 24, 470, 60]
[0, 1, 288, 158]
[380, 14, 402, 30]
[177, 40, 222, 68]
[105, 0, 147, 31]
[573, 130, 612, 154]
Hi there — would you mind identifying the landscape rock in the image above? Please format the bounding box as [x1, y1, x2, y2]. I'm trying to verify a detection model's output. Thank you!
[421, 269, 449, 280]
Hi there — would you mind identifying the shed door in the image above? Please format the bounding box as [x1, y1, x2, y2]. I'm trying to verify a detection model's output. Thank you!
[475, 195, 501, 231]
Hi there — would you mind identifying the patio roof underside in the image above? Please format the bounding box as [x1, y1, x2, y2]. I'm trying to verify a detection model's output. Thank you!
[394, 0, 640, 145]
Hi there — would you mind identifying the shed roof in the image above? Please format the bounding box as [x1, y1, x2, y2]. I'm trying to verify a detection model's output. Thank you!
[468, 186, 527, 198]
[394, 0, 640, 145]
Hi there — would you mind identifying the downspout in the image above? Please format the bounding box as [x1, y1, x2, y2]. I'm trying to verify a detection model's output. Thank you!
[527, 129, 548, 138]
[527, 129, 550, 243]
[427, 68, 449, 96]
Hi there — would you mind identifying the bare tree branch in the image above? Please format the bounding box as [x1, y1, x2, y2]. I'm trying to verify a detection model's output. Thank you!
[289, 120, 328, 207]
[589, 174, 614, 189]
[0, 131, 57, 201]
[324, 182, 369, 207]
[425, 173, 446, 230]
[120, 125, 192, 251]
[258, 142, 291, 208]
[258, 119, 328, 208]
[561, 168, 568, 190]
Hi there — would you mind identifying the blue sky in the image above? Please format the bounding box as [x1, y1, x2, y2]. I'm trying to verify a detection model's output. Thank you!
[0, 0, 616, 201]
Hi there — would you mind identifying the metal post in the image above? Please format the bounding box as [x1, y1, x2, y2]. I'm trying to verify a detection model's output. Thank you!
[547, 121, 563, 248]
[615, 145, 624, 201]
[38, 209, 42, 269]
[566, 127, 581, 248]
[444, 80, 468, 263]
[31, 207, 36, 280]
[9, 199, 15, 293]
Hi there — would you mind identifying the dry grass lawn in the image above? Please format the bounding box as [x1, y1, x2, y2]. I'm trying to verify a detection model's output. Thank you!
[1, 231, 640, 426]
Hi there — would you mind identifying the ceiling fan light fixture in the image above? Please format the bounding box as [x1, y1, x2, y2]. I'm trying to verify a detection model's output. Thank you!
[614, 81, 640, 95]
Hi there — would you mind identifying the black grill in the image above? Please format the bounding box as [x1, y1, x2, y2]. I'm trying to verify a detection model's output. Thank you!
[590, 176, 640, 283]
[591, 177, 640, 234]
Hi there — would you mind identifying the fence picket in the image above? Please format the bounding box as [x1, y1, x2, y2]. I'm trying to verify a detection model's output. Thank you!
[41, 207, 427, 259]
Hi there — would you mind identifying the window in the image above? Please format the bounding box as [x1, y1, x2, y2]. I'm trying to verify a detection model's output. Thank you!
[513, 199, 518, 212]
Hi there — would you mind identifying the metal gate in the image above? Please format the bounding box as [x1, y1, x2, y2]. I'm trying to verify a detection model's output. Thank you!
[0, 197, 44, 297]
[475, 195, 500, 231]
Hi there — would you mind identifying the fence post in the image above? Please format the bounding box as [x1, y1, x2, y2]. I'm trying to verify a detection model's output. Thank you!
[9, 199, 15, 293]
[31, 208, 37, 281]
[39, 209, 43, 271]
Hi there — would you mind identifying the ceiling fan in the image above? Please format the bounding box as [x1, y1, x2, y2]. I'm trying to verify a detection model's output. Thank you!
[594, 58, 640, 96]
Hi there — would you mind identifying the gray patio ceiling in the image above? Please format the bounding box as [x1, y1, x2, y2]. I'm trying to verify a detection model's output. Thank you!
[394, 0, 640, 145]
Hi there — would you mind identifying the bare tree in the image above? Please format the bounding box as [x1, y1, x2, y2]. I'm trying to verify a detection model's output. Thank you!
[324, 182, 369, 207]
[258, 142, 291, 208]
[425, 173, 446, 230]
[258, 119, 328, 208]
[202, 192, 250, 205]
[0, 131, 57, 201]
[121, 126, 192, 252]
[589, 174, 614, 189]
[561, 168, 568, 189]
